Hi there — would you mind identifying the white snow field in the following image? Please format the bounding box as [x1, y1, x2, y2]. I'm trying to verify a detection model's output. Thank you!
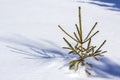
[0, 0, 120, 80]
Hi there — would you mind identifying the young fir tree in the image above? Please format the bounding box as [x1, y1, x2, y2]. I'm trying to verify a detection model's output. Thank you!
[58, 6, 107, 75]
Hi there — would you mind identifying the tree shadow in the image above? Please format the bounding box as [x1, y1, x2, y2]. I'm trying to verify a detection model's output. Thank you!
[0, 35, 120, 78]
[91, 57, 120, 78]
[77, 0, 120, 12]
[0, 35, 75, 61]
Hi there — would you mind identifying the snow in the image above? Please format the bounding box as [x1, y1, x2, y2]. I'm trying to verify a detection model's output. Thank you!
[0, 0, 120, 80]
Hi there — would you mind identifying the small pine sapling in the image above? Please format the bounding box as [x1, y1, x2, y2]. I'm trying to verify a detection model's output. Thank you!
[58, 6, 107, 75]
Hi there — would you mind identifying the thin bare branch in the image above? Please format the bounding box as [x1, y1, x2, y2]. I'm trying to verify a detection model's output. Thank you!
[84, 31, 99, 43]
[58, 25, 78, 42]
[84, 22, 98, 40]
[95, 40, 106, 53]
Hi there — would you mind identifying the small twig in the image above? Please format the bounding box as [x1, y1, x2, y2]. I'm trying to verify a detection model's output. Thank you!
[84, 22, 98, 40]
[58, 25, 78, 42]
[95, 40, 106, 53]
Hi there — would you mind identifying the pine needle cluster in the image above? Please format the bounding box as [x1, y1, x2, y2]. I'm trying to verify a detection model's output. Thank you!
[58, 6, 107, 75]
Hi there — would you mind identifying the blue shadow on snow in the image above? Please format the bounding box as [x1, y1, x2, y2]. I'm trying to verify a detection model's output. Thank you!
[77, 0, 120, 12]
[91, 0, 120, 11]
[0, 35, 120, 78]
[91, 57, 120, 78]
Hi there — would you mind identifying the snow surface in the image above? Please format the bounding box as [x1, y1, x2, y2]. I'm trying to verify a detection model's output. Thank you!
[0, 0, 120, 80]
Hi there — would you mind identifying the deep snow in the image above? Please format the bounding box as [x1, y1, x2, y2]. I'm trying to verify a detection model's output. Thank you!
[0, 0, 120, 80]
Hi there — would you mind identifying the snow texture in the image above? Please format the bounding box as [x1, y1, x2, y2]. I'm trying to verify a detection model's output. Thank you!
[0, 0, 120, 80]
